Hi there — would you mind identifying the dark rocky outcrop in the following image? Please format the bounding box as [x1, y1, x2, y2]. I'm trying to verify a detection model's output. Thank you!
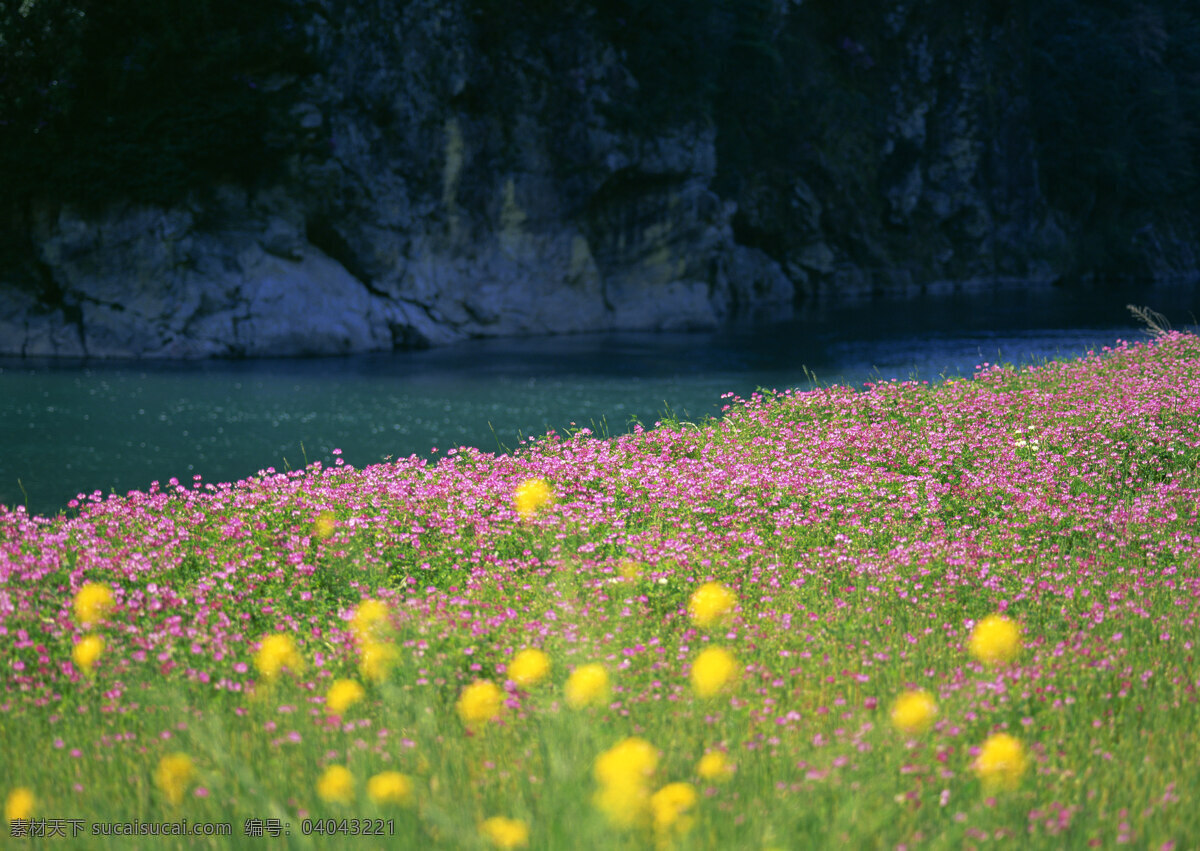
[0, 0, 1195, 358]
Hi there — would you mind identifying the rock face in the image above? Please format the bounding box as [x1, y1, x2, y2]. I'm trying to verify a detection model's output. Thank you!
[0, 0, 790, 358]
[0, 0, 1186, 359]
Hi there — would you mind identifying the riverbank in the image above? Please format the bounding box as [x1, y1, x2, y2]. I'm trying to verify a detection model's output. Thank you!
[2, 331, 1199, 848]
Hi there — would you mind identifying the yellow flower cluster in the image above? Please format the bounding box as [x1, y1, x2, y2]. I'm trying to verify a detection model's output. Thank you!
[564, 663, 609, 709]
[312, 511, 337, 540]
[696, 750, 733, 782]
[593, 737, 659, 827]
[319, 767, 416, 807]
[690, 647, 739, 698]
[507, 648, 551, 687]
[359, 642, 398, 684]
[513, 478, 553, 520]
[351, 599, 391, 644]
[72, 635, 104, 677]
[5, 787, 34, 822]
[154, 753, 196, 807]
[366, 772, 413, 807]
[317, 765, 355, 805]
[351, 599, 397, 683]
[479, 816, 530, 849]
[687, 582, 736, 628]
[890, 690, 937, 735]
[968, 614, 1022, 665]
[73, 582, 114, 627]
[457, 679, 505, 725]
[592, 738, 697, 846]
[650, 782, 697, 848]
[325, 679, 366, 715]
[887, 611, 1029, 792]
[71, 583, 113, 678]
[254, 633, 305, 681]
[972, 733, 1027, 790]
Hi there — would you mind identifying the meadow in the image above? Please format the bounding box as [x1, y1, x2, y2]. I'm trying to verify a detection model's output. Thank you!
[2, 331, 1199, 850]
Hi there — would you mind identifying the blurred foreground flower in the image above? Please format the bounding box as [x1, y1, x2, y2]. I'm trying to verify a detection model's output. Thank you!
[508, 648, 551, 687]
[325, 679, 366, 715]
[972, 733, 1027, 791]
[72, 635, 104, 676]
[5, 787, 34, 822]
[696, 750, 733, 782]
[593, 737, 658, 828]
[691, 647, 738, 698]
[513, 478, 553, 520]
[154, 753, 196, 806]
[968, 614, 1022, 665]
[254, 633, 304, 681]
[312, 511, 337, 540]
[457, 679, 504, 725]
[565, 663, 610, 709]
[367, 772, 413, 807]
[594, 782, 651, 829]
[317, 765, 355, 805]
[687, 582, 736, 628]
[358, 642, 399, 684]
[651, 782, 697, 846]
[479, 816, 530, 849]
[351, 599, 391, 644]
[890, 690, 937, 734]
[73, 582, 114, 627]
[594, 737, 659, 787]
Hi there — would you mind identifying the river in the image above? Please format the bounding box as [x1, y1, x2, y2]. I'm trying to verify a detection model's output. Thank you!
[2, 282, 1196, 519]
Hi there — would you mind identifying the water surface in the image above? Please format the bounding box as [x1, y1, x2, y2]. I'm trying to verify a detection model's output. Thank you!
[2, 283, 1195, 518]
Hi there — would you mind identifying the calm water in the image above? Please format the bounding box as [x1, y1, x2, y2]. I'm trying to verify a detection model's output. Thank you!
[2, 283, 1196, 519]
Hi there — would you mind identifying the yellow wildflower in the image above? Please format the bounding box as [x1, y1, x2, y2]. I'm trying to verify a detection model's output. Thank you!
[457, 679, 504, 725]
[5, 787, 34, 822]
[696, 750, 733, 782]
[972, 733, 1027, 791]
[325, 679, 366, 715]
[651, 782, 697, 843]
[154, 753, 196, 806]
[513, 478, 553, 519]
[351, 599, 391, 644]
[254, 633, 304, 681]
[73, 582, 114, 626]
[593, 781, 652, 829]
[687, 582, 736, 628]
[72, 635, 104, 676]
[359, 642, 399, 684]
[564, 663, 610, 709]
[317, 765, 355, 805]
[312, 511, 337, 540]
[507, 648, 551, 687]
[479, 816, 530, 849]
[366, 771, 413, 807]
[968, 614, 1022, 665]
[690, 647, 738, 698]
[890, 690, 938, 735]
[594, 737, 659, 788]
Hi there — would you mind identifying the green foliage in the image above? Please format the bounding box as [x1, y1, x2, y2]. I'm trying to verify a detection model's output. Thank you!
[0, 0, 313, 211]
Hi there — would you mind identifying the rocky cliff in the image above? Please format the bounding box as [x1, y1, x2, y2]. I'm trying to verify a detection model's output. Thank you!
[1, 0, 1195, 358]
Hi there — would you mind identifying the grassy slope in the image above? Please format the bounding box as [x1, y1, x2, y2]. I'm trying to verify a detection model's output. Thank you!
[2, 333, 1199, 849]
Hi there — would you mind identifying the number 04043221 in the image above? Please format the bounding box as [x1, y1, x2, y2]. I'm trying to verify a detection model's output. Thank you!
[300, 818, 395, 836]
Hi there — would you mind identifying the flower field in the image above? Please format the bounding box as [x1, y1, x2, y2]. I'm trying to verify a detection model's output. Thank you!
[3, 332, 1200, 849]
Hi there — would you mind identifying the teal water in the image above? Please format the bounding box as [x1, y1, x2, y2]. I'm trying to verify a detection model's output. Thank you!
[2, 286, 1195, 518]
